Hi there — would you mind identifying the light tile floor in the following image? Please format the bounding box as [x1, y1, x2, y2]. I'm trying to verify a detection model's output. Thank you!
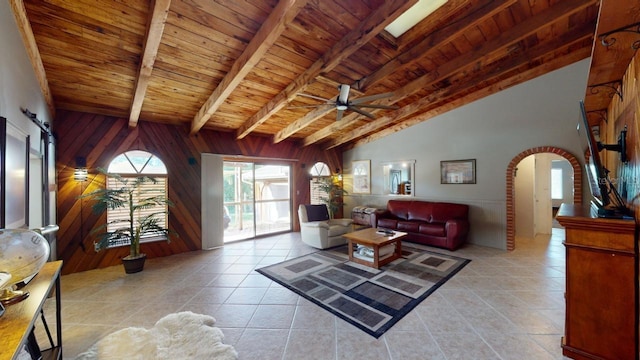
[38, 228, 568, 359]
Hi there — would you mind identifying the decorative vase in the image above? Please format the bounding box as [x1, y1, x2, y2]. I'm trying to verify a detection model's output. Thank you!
[122, 254, 146, 274]
[0, 229, 50, 304]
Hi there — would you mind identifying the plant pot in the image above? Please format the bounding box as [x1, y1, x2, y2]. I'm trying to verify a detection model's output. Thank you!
[122, 254, 146, 274]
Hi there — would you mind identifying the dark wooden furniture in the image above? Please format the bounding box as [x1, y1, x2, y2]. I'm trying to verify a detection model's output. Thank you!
[0, 261, 63, 360]
[556, 204, 638, 360]
[344, 228, 406, 269]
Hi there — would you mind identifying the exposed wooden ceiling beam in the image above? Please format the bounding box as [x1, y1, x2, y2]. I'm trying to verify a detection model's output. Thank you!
[356, 0, 517, 92]
[325, 21, 595, 149]
[303, 0, 595, 147]
[9, 0, 55, 118]
[128, 0, 172, 128]
[302, 0, 518, 147]
[273, 102, 333, 143]
[271, 0, 509, 144]
[189, 0, 309, 135]
[235, 0, 419, 140]
[314, 76, 364, 97]
[274, 0, 470, 143]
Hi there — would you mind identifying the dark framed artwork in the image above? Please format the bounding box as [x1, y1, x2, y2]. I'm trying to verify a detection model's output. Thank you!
[441, 159, 476, 184]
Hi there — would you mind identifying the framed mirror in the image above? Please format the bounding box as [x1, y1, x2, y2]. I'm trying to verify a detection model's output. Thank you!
[382, 160, 414, 196]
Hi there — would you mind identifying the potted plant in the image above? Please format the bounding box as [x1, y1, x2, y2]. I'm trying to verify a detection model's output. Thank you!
[315, 176, 347, 219]
[82, 169, 175, 273]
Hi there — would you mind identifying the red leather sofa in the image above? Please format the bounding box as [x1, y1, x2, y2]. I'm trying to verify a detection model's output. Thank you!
[371, 200, 469, 250]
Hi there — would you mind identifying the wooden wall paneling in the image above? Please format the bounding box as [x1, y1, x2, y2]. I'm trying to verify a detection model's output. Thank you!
[602, 48, 640, 219]
[55, 110, 341, 274]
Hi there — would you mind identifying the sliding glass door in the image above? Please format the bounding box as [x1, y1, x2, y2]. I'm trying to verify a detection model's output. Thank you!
[223, 161, 291, 242]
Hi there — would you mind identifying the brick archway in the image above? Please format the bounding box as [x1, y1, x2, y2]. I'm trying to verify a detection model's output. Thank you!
[506, 146, 582, 250]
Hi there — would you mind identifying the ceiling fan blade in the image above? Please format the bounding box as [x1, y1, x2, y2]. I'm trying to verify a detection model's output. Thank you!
[351, 104, 399, 110]
[349, 92, 394, 105]
[336, 109, 344, 121]
[338, 84, 350, 104]
[297, 93, 333, 102]
[348, 106, 375, 119]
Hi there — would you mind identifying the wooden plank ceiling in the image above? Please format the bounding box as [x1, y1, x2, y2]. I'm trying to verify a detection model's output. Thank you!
[582, 0, 640, 125]
[18, 0, 600, 150]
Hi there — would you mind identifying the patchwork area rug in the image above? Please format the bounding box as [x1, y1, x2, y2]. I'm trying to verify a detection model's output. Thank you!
[256, 243, 470, 338]
[74, 311, 238, 360]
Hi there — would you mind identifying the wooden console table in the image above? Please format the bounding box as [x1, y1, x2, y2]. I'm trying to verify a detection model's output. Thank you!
[0, 260, 63, 360]
[556, 204, 638, 360]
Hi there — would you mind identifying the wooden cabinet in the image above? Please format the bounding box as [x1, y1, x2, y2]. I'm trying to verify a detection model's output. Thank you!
[556, 204, 638, 360]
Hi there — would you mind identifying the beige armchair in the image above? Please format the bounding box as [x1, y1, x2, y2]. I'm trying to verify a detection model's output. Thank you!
[298, 204, 353, 249]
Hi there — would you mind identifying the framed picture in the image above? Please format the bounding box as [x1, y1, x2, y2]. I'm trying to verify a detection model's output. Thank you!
[352, 160, 370, 194]
[441, 159, 476, 184]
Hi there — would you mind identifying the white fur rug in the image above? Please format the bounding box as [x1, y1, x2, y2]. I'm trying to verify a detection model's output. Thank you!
[74, 311, 238, 360]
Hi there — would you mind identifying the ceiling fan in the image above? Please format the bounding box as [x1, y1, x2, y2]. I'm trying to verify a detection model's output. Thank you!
[293, 84, 398, 121]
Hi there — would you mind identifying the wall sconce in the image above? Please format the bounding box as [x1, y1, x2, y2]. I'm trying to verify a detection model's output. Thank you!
[334, 168, 342, 181]
[74, 156, 88, 182]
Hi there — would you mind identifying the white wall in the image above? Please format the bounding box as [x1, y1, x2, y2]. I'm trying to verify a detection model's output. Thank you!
[343, 59, 590, 249]
[0, 2, 52, 138]
[1, 2, 55, 233]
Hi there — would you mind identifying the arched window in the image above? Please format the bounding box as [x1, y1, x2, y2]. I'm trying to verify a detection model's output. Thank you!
[309, 162, 330, 177]
[309, 162, 330, 205]
[105, 150, 168, 247]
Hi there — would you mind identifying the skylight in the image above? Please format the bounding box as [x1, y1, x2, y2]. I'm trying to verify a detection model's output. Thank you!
[384, 0, 448, 38]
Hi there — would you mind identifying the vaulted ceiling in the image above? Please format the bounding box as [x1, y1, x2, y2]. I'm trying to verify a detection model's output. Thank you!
[13, 0, 603, 150]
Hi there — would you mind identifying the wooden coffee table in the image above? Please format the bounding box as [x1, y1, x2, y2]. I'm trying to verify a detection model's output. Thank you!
[343, 228, 407, 269]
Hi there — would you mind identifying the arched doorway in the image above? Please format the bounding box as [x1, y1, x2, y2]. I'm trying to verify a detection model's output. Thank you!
[506, 147, 582, 250]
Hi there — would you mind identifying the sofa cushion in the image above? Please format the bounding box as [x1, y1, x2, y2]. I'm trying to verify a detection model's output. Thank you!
[397, 221, 420, 233]
[419, 223, 446, 237]
[377, 218, 398, 229]
[430, 202, 468, 223]
[328, 224, 350, 237]
[407, 201, 433, 222]
[305, 204, 330, 221]
[387, 200, 411, 220]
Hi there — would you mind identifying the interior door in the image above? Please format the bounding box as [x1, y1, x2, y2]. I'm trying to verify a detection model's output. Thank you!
[534, 154, 552, 235]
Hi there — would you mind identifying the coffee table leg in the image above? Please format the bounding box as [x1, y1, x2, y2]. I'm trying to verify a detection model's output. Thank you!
[373, 245, 379, 269]
[348, 239, 354, 262]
